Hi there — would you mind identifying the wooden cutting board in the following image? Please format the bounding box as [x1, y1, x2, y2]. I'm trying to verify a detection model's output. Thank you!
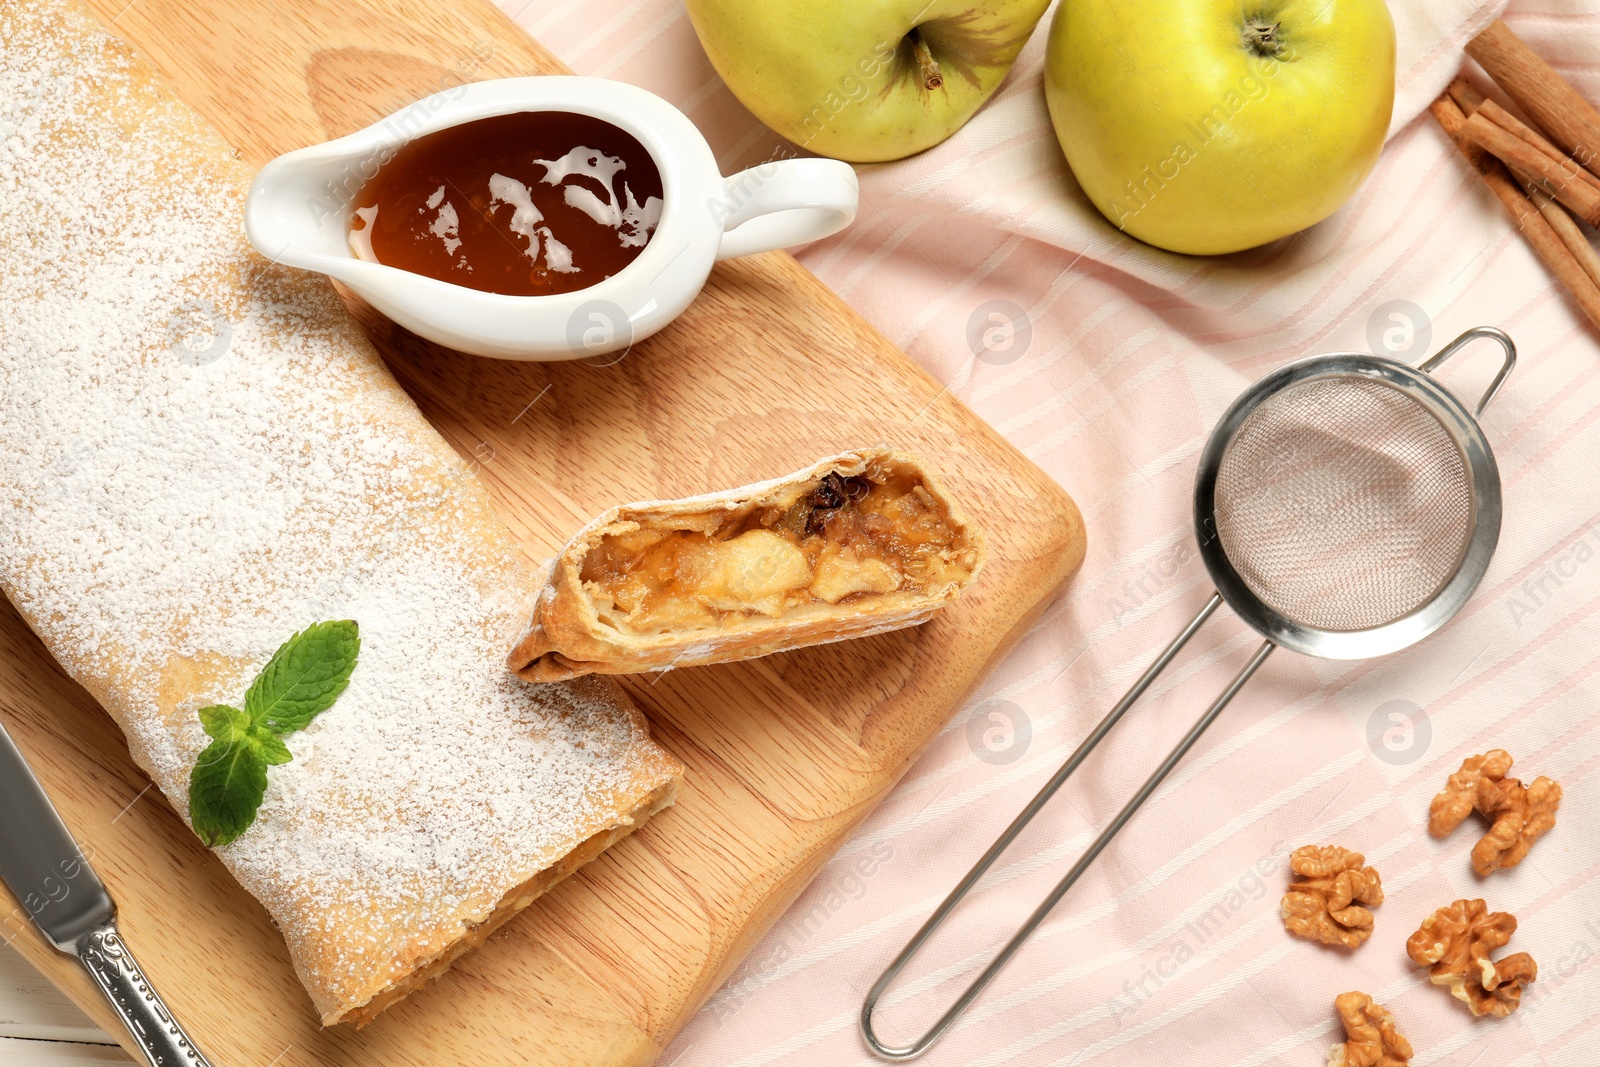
[0, 1, 1086, 1064]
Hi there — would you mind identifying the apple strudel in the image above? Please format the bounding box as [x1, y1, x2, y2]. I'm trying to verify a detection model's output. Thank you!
[0, 0, 682, 1027]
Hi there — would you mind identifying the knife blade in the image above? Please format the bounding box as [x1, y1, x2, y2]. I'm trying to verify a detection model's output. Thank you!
[0, 717, 115, 950]
[0, 716, 215, 1067]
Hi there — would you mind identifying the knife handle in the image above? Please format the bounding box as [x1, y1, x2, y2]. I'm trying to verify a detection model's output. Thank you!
[72, 918, 216, 1067]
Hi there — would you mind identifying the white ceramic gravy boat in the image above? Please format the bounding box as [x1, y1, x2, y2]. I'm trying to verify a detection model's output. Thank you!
[244, 77, 858, 361]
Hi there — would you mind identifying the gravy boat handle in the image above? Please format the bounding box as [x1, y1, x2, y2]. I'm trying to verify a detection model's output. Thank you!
[713, 158, 858, 261]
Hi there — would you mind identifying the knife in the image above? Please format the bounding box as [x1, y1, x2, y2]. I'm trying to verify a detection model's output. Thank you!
[0, 717, 215, 1067]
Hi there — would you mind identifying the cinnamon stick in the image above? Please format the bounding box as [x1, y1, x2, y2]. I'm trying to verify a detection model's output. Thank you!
[1462, 109, 1600, 224]
[1521, 178, 1600, 291]
[1432, 92, 1600, 332]
[1448, 76, 1488, 114]
[1448, 77, 1600, 197]
[1467, 20, 1600, 180]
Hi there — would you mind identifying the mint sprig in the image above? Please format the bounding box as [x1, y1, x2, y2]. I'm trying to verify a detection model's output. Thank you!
[188, 620, 359, 847]
[245, 617, 361, 732]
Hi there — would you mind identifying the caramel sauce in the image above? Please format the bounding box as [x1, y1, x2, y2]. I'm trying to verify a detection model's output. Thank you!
[579, 471, 967, 633]
[349, 112, 664, 297]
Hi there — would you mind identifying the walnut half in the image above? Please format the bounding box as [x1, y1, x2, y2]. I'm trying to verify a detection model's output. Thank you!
[1281, 845, 1384, 948]
[1428, 749, 1561, 875]
[1405, 898, 1537, 1017]
[1327, 991, 1412, 1067]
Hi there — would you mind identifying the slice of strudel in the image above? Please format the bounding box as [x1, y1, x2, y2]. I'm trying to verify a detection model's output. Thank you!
[509, 449, 985, 682]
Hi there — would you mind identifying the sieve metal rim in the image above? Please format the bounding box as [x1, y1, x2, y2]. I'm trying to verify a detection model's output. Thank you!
[1192, 351, 1502, 660]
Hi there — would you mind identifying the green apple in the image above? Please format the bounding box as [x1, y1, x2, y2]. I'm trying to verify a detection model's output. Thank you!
[1044, 0, 1395, 255]
[685, 0, 1051, 163]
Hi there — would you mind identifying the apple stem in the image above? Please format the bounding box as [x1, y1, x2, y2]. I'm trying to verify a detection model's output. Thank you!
[908, 28, 944, 91]
[1243, 20, 1283, 58]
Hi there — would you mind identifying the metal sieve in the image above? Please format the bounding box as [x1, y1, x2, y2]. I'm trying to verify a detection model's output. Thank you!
[860, 327, 1516, 1060]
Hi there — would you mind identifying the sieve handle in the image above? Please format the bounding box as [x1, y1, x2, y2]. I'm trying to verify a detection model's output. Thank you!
[1419, 326, 1516, 415]
[860, 595, 1274, 1060]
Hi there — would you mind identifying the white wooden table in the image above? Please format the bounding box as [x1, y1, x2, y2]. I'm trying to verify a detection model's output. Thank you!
[0, 941, 127, 1064]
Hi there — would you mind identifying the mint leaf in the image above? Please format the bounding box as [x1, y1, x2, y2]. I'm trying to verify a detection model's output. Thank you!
[197, 704, 248, 743]
[252, 729, 293, 767]
[187, 724, 292, 844]
[188, 736, 268, 847]
[244, 620, 360, 734]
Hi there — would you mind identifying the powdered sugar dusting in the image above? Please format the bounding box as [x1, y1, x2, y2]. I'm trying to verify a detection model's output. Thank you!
[0, 0, 677, 1019]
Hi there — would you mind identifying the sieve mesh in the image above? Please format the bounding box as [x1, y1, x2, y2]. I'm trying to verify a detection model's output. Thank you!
[1212, 376, 1472, 632]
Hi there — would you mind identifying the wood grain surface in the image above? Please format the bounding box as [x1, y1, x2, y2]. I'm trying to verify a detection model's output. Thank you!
[0, 1, 1086, 1065]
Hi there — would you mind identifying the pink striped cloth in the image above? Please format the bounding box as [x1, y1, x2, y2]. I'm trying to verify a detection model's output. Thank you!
[501, 2, 1599, 1064]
